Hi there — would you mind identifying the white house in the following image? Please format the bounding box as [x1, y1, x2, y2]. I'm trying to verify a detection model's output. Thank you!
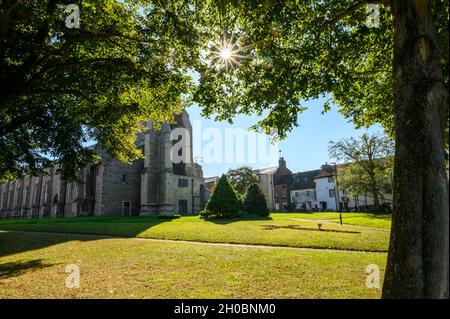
[314, 165, 342, 211]
[314, 164, 393, 211]
[290, 169, 320, 211]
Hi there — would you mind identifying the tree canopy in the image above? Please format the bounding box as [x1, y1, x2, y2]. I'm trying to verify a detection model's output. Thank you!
[328, 133, 394, 209]
[0, 0, 197, 180]
[192, 0, 448, 142]
[226, 166, 259, 195]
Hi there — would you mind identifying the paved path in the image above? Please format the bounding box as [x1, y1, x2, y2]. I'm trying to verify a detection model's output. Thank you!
[0, 229, 386, 254]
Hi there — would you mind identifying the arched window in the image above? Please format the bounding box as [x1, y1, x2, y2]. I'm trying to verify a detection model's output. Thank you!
[53, 193, 59, 205]
[81, 201, 89, 213]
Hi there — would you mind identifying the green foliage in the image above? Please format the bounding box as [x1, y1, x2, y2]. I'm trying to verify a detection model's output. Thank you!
[0, 0, 196, 181]
[243, 183, 270, 217]
[191, 1, 448, 143]
[226, 166, 259, 195]
[338, 161, 393, 198]
[156, 214, 181, 220]
[329, 133, 394, 206]
[203, 174, 240, 219]
[199, 209, 209, 220]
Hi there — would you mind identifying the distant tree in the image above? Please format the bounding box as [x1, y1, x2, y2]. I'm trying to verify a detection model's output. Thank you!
[243, 183, 269, 217]
[329, 133, 394, 210]
[202, 175, 240, 219]
[226, 166, 259, 195]
[338, 159, 393, 211]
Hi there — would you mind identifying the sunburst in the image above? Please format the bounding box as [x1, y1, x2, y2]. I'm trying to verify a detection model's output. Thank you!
[211, 36, 246, 69]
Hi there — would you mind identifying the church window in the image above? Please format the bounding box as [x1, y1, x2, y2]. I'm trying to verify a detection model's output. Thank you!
[81, 201, 89, 213]
[178, 179, 188, 188]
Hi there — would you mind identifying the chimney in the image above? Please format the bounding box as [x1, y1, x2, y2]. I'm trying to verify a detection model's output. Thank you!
[279, 157, 286, 168]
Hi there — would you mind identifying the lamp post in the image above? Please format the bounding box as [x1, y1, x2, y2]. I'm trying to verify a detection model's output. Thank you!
[331, 162, 342, 225]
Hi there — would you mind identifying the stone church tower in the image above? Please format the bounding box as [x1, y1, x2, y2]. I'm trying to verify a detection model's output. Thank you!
[0, 110, 205, 218]
[140, 110, 204, 215]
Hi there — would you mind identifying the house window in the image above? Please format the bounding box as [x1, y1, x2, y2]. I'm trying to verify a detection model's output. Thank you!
[295, 192, 299, 197]
[329, 189, 336, 198]
[275, 193, 278, 198]
[282, 192, 287, 198]
[328, 176, 334, 183]
[121, 174, 126, 183]
[306, 191, 311, 198]
[178, 179, 188, 188]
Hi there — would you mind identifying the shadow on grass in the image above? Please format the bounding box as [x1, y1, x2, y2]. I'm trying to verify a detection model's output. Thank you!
[0, 216, 175, 258]
[205, 215, 273, 225]
[0, 259, 57, 279]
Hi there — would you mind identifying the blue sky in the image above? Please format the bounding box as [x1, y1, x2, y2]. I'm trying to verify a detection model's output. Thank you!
[188, 97, 384, 178]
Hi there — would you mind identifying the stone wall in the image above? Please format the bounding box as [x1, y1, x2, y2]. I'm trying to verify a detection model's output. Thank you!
[99, 153, 143, 216]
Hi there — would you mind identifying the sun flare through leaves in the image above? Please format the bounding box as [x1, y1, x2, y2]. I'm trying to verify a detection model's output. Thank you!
[212, 36, 245, 69]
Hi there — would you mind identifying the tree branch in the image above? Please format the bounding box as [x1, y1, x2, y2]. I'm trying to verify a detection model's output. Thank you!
[318, 0, 382, 32]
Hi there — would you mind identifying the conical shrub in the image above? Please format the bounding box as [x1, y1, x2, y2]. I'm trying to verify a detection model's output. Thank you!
[243, 183, 270, 217]
[203, 174, 240, 219]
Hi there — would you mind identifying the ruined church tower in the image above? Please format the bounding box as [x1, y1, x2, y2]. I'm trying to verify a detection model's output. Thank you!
[140, 110, 204, 215]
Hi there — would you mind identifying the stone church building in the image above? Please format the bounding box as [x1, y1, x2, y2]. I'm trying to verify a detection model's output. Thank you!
[0, 110, 205, 218]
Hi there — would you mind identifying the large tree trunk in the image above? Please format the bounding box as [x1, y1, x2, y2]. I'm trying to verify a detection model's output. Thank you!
[368, 170, 381, 209]
[382, 0, 449, 298]
[372, 191, 380, 210]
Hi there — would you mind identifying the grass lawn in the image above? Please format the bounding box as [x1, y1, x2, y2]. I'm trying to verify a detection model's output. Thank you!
[281, 212, 392, 229]
[0, 231, 386, 298]
[0, 212, 390, 252]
